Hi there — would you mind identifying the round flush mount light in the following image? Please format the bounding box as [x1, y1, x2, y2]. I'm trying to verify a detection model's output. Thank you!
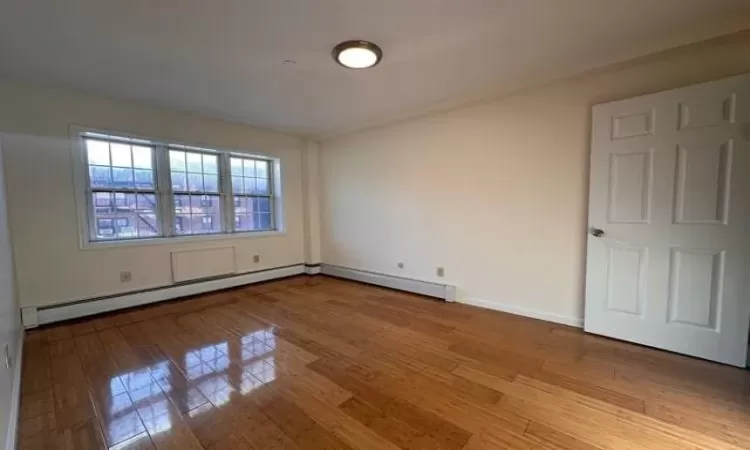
[332, 40, 382, 69]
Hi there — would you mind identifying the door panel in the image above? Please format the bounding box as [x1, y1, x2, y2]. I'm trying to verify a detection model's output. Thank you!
[666, 248, 722, 329]
[673, 141, 731, 224]
[585, 74, 750, 367]
[608, 151, 653, 223]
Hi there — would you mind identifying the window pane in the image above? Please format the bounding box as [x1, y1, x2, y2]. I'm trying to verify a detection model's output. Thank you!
[186, 152, 202, 172]
[93, 192, 112, 210]
[234, 196, 247, 212]
[134, 169, 153, 189]
[231, 176, 243, 193]
[86, 140, 110, 166]
[92, 191, 160, 240]
[170, 151, 186, 172]
[112, 192, 125, 207]
[174, 194, 190, 218]
[111, 143, 132, 167]
[255, 160, 269, 179]
[171, 172, 187, 191]
[257, 213, 272, 230]
[96, 217, 115, 239]
[115, 216, 137, 239]
[136, 214, 159, 238]
[187, 173, 203, 192]
[231, 158, 243, 176]
[173, 195, 221, 235]
[174, 214, 191, 235]
[254, 197, 271, 213]
[189, 195, 216, 214]
[202, 155, 218, 174]
[255, 177, 269, 195]
[132, 146, 152, 169]
[243, 160, 256, 178]
[200, 214, 221, 233]
[203, 174, 218, 193]
[136, 193, 157, 213]
[243, 178, 255, 195]
[234, 214, 252, 232]
[116, 192, 135, 208]
[112, 167, 134, 188]
[89, 166, 112, 188]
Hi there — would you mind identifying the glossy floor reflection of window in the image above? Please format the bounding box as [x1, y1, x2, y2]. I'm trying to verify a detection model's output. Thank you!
[108, 361, 176, 446]
[104, 328, 280, 445]
[136, 397, 174, 435]
[241, 356, 276, 395]
[242, 327, 276, 361]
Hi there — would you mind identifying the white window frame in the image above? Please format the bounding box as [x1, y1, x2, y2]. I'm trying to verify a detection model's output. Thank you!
[70, 126, 285, 249]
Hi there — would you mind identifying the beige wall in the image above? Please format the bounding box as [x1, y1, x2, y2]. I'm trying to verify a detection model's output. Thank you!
[319, 32, 750, 323]
[0, 80, 307, 308]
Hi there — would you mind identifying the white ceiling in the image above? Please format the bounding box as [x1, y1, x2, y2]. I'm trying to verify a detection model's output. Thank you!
[1, 0, 749, 138]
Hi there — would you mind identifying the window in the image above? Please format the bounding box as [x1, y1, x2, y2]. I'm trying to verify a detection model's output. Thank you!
[231, 157, 273, 232]
[85, 137, 159, 240]
[170, 148, 221, 236]
[77, 131, 279, 244]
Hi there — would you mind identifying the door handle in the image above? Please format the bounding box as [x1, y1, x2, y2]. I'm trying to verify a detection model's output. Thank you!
[590, 228, 605, 238]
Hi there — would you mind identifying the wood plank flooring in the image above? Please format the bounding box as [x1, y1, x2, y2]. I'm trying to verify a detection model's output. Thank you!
[17, 275, 750, 449]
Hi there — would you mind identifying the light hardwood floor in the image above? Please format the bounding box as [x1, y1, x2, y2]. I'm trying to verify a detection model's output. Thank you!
[17, 275, 750, 449]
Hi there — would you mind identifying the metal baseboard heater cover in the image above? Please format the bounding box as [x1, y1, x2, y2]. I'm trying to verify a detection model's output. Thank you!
[23, 264, 306, 327]
[321, 264, 456, 301]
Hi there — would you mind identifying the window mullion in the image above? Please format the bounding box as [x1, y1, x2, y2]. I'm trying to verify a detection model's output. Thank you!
[155, 144, 173, 236]
[220, 153, 234, 233]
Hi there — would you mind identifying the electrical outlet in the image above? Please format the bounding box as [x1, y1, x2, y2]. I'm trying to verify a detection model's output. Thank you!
[397, 262, 404, 269]
[437, 267, 445, 277]
[253, 255, 260, 263]
[4, 344, 11, 369]
[120, 271, 132, 283]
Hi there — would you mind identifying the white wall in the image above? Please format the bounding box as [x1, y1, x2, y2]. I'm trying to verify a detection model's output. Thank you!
[0, 80, 308, 309]
[0, 136, 21, 450]
[319, 32, 750, 324]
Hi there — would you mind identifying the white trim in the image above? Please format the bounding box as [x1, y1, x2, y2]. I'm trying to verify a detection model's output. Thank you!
[5, 329, 23, 450]
[34, 264, 304, 326]
[321, 264, 454, 301]
[460, 297, 584, 328]
[304, 265, 321, 275]
[79, 230, 287, 250]
[20, 307, 38, 328]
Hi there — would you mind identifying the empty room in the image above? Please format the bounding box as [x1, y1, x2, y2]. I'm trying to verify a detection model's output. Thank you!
[2, 1, 750, 449]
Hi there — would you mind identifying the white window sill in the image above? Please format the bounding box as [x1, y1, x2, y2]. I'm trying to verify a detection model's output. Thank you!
[80, 230, 286, 250]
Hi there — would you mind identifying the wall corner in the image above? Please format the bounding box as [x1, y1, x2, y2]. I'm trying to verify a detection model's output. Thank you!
[302, 140, 322, 265]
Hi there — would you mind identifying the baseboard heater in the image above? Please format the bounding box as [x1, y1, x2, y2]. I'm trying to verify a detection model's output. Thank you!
[22, 264, 308, 328]
[320, 264, 456, 302]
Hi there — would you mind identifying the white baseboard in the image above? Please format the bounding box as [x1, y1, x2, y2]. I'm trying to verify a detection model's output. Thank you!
[321, 264, 456, 301]
[32, 264, 305, 327]
[461, 297, 583, 328]
[5, 329, 23, 450]
[304, 265, 321, 275]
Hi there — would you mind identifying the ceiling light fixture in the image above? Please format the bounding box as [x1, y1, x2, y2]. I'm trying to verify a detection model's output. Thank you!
[332, 40, 382, 69]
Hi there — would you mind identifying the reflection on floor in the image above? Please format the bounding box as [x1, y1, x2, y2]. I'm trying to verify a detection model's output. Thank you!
[95, 328, 277, 449]
[18, 275, 750, 449]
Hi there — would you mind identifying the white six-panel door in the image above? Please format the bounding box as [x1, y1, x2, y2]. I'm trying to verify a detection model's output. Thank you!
[585, 74, 750, 367]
